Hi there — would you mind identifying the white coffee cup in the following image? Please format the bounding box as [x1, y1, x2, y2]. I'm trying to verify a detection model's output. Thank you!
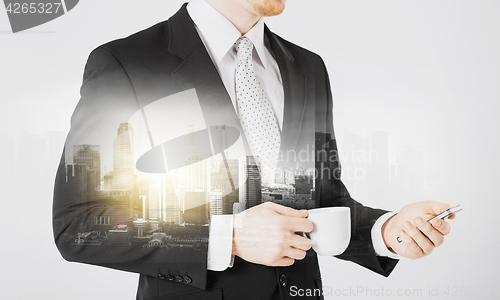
[307, 207, 351, 256]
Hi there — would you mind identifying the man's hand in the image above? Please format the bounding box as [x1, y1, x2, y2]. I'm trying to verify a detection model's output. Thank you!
[232, 202, 313, 266]
[382, 201, 455, 259]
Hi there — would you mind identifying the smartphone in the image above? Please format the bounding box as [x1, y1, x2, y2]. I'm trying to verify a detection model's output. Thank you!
[427, 205, 462, 224]
[396, 205, 462, 243]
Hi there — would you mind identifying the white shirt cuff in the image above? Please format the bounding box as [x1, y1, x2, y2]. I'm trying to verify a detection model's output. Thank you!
[207, 214, 234, 271]
[371, 211, 402, 259]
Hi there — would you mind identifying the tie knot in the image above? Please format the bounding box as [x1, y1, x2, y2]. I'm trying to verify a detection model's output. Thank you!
[235, 36, 254, 60]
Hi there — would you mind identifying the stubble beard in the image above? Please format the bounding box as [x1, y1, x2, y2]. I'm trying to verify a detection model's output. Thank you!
[248, 0, 286, 17]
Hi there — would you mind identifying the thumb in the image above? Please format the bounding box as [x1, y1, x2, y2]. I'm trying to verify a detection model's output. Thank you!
[267, 202, 309, 218]
[427, 201, 451, 216]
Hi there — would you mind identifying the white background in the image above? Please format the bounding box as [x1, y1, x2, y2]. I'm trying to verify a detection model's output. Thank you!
[1, 0, 499, 299]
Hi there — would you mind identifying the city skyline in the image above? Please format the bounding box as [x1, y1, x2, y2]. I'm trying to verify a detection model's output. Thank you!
[60, 118, 428, 249]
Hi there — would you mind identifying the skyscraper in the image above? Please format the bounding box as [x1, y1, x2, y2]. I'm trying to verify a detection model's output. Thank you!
[209, 154, 223, 218]
[66, 164, 88, 217]
[207, 125, 239, 215]
[185, 152, 207, 191]
[184, 191, 208, 225]
[210, 124, 229, 159]
[113, 123, 134, 217]
[239, 156, 262, 210]
[209, 191, 223, 218]
[221, 159, 238, 215]
[66, 164, 97, 228]
[163, 174, 181, 224]
[134, 171, 151, 219]
[148, 182, 160, 220]
[182, 122, 209, 224]
[73, 144, 101, 190]
[368, 131, 390, 201]
[293, 174, 314, 195]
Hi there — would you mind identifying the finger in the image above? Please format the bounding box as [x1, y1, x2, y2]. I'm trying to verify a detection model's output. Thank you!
[430, 218, 451, 236]
[403, 221, 434, 255]
[266, 202, 308, 218]
[427, 201, 451, 217]
[274, 257, 295, 267]
[284, 247, 307, 261]
[399, 231, 423, 259]
[290, 234, 312, 251]
[286, 217, 314, 233]
[415, 217, 444, 247]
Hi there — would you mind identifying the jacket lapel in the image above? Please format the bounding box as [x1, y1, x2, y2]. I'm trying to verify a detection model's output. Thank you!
[265, 26, 307, 155]
[167, 4, 242, 133]
[166, 5, 308, 158]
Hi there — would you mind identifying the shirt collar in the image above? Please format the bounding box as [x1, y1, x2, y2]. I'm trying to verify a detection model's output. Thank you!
[187, 0, 268, 69]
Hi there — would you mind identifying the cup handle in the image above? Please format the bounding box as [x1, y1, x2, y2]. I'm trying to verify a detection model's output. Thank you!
[296, 232, 310, 239]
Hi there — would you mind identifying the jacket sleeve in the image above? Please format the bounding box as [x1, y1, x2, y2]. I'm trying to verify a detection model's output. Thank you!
[52, 47, 209, 290]
[315, 58, 399, 277]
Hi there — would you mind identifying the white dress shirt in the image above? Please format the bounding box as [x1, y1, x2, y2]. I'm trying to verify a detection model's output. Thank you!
[187, 0, 399, 271]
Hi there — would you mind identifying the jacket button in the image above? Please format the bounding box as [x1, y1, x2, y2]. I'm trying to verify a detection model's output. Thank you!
[280, 275, 287, 287]
[184, 276, 192, 284]
[157, 273, 166, 280]
[166, 275, 174, 281]
[175, 275, 184, 283]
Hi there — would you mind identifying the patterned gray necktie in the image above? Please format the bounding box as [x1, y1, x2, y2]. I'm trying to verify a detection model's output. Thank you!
[235, 36, 281, 185]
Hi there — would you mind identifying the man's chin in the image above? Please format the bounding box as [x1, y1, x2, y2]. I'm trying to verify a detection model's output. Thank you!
[251, 0, 286, 17]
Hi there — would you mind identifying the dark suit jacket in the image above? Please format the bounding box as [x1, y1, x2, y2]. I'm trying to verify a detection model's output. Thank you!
[53, 3, 398, 300]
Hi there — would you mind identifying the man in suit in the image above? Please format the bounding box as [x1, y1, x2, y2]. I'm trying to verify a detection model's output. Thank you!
[53, 0, 455, 299]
